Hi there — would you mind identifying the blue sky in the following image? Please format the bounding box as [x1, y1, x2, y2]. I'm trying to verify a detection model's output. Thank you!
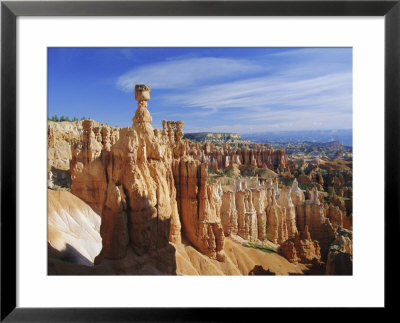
[48, 47, 352, 133]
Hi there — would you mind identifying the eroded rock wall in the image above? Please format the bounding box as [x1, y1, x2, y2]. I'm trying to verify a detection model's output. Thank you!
[295, 187, 336, 260]
[221, 191, 238, 236]
[173, 158, 225, 261]
[186, 142, 288, 173]
[279, 225, 321, 264]
[70, 85, 229, 264]
[71, 86, 183, 265]
[66, 84, 350, 271]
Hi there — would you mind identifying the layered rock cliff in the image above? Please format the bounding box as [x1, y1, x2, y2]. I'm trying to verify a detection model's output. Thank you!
[279, 225, 321, 264]
[173, 158, 225, 261]
[70, 86, 185, 267]
[67, 85, 296, 268]
[49, 83, 352, 275]
[186, 141, 288, 174]
[48, 119, 118, 189]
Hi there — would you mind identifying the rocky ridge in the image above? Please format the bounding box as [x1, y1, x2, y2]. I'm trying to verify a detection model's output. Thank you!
[49, 84, 352, 275]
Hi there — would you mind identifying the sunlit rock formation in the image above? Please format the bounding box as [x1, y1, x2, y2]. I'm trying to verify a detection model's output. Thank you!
[173, 158, 225, 261]
[279, 225, 321, 264]
[185, 142, 288, 174]
[277, 186, 298, 240]
[70, 86, 182, 267]
[55, 83, 351, 275]
[69, 85, 229, 265]
[221, 191, 238, 237]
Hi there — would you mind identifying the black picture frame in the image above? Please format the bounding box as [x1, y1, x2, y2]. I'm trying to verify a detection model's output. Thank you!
[1, 0, 398, 321]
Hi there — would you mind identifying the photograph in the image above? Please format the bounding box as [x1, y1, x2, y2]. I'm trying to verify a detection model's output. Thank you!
[47, 47, 353, 276]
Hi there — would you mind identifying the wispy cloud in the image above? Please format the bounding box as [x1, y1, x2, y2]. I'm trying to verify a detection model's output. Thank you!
[182, 109, 352, 134]
[116, 57, 265, 92]
[115, 48, 352, 132]
[165, 72, 351, 110]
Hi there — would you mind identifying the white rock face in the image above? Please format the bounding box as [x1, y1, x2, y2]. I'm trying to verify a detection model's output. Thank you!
[48, 189, 102, 265]
[48, 171, 54, 188]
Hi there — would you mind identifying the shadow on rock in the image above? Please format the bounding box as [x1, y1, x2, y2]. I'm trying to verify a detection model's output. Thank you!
[249, 265, 276, 275]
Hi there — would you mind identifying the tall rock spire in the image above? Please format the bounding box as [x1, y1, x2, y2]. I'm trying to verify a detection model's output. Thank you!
[132, 84, 152, 124]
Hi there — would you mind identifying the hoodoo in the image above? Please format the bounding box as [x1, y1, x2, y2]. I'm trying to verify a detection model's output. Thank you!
[48, 83, 352, 276]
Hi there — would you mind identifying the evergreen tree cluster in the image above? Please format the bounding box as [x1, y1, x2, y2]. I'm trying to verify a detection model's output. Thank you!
[48, 115, 87, 122]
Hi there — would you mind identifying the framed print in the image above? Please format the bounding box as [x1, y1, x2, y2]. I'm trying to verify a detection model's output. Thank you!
[1, 0, 399, 320]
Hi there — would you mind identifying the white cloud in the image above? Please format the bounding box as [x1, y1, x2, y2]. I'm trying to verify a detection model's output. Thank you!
[116, 57, 264, 92]
[166, 71, 352, 132]
[116, 49, 352, 132]
[164, 71, 352, 111]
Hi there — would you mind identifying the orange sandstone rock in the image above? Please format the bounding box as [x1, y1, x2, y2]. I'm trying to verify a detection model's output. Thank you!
[71, 85, 182, 263]
[279, 225, 321, 264]
[65, 83, 350, 273]
[173, 158, 225, 261]
[221, 191, 238, 236]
